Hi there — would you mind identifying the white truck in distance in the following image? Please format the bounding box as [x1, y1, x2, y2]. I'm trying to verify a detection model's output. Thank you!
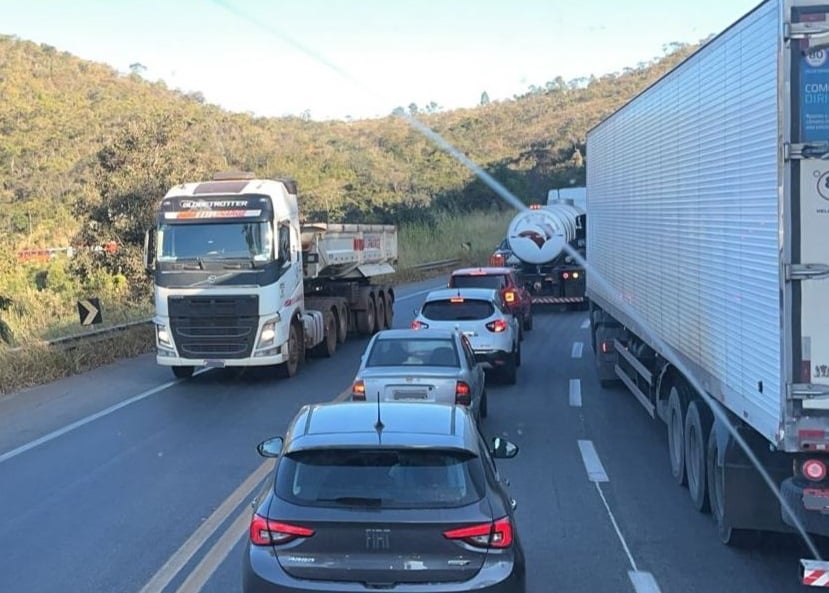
[586, 0, 829, 582]
[144, 172, 397, 380]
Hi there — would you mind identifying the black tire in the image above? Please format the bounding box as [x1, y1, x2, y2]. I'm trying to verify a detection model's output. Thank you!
[667, 386, 686, 486]
[312, 312, 337, 358]
[707, 426, 755, 546]
[172, 365, 194, 379]
[356, 296, 376, 335]
[480, 390, 488, 419]
[374, 294, 385, 335]
[384, 290, 394, 328]
[685, 400, 712, 512]
[276, 322, 301, 378]
[335, 307, 348, 344]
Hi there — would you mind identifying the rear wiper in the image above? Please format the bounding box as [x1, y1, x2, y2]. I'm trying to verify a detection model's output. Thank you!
[318, 496, 383, 507]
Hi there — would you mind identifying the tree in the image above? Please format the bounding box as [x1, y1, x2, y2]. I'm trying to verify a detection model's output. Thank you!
[408, 103, 419, 116]
[129, 62, 147, 76]
[480, 91, 490, 106]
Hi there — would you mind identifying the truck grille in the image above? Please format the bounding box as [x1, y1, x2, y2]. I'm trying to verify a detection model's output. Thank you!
[168, 295, 259, 359]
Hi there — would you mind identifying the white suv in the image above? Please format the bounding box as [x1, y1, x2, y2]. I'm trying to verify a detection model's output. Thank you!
[412, 288, 521, 384]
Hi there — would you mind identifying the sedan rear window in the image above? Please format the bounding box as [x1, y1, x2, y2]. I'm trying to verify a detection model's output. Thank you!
[450, 275, 505, 290]
[275, 448, 485, 509]
[366, 338, 459, 367]
[421, 299, 494, 321]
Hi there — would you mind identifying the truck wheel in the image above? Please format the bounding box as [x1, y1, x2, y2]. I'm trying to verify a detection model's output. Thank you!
[172, 366, 194, 380]
[312, 312, 337, 358]
[667, 387, 686, 486]
[707, 427, 755, 546]
[374, 295, 385, 334]
[684, 400, 712, 512]
[384, 290, 394, 328]
[335, 307, 348, 343]
[356, 296, 376, 335]
[277, 322, 301, 378]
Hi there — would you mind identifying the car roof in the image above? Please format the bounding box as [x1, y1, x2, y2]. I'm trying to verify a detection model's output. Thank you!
[424, 287, 500, 302]
[283, 402, 480, 454]
[452, 266, 514, 275]
[371, 328, 457, 341]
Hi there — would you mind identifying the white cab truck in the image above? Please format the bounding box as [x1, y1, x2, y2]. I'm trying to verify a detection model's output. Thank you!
[143, 172, 397, 380]
[586, 0, 829, 582]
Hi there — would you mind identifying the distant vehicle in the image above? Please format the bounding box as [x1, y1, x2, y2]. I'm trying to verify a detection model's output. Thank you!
[585, 0, 829, 580]
[412, 288, 520, 384]
[489, 202, 586, 308]
[350, 328, 487, 421]
[243, 401, 525, 593]
[448, 266, 533, 336]
[143, 171, 397, 380]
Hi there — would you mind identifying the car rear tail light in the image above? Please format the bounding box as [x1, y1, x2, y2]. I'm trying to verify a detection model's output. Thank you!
[562, 272, 570, 280]
[444, 516, 513, 549]
[351, 379, 366, 400]
[250, 514, 315, 546]
[504, 290, 516, 303]
[600, 340, 615, 354]
[489, 253, 505, 266]
[455, 381, 471, 406]
[803, 459, 827, 481]
[486, 319, 508, 333]
[411, 320, 429, 330]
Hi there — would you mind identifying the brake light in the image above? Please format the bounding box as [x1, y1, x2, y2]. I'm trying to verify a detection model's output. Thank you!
[803, 459, 827, 481]
[486, 319, 508, 333]
[444, 517, 513, 549]
[351, 379, 366, 400]
[250, 514, 314, 546]
[455, 381, 471, 406]
[562, 272, 570, 280]
[529, 204, 542, 210]
[600, 340, 614, 354]
[450, 297, 464, 303]
[411, 320, 429, 330]
[504, 290, 516, 303]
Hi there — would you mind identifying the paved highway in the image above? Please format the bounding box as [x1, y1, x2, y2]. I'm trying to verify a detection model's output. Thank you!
[0, 276, 821, 593]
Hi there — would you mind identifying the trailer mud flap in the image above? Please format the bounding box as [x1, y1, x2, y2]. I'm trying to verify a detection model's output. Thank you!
[801, 559, 829, 587]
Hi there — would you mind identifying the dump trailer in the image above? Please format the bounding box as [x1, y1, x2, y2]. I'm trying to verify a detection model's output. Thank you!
[144, 172, 397, 380]
[585, 0, 829, 581]
[490, 201, 586, 307]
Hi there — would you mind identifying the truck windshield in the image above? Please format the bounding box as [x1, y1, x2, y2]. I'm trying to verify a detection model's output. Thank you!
[157, 221, 273, 262]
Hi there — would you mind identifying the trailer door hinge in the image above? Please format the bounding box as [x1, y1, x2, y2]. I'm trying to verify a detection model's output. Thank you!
[785, 142, 829, 160]
[786, 22, 829, 50]
[786, 263, 829, 281]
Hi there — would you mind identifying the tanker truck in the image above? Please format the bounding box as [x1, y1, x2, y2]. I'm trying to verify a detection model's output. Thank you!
[143, 171, 397, 380]
[489, 199, 586, 307]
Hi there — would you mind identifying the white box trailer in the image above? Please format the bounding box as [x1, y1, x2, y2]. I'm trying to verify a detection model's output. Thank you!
[585, 0, 829, 580]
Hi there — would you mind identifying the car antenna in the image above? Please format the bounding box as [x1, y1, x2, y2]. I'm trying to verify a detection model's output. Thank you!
[374, 390, 384, 433]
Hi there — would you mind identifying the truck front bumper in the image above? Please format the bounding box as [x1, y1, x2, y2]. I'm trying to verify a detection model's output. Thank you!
[156, 349, 288, 368]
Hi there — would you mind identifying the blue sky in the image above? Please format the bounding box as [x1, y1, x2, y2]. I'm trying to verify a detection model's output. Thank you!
[0, 0, 759, 120]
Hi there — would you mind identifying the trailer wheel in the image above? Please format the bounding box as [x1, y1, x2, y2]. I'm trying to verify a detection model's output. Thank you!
[374, 294, 385, 335]
[356, 295, 376, 335]
[172, 366, 194, 380]
[312, 311, 337, 358]
[335, 306, 348, 343]
[276, 322, 301, 378]
[384, 290, 395, 328]
[707, 426, 755, 547]
[684, 400, 712, 512]
[667, 387, 686, 486]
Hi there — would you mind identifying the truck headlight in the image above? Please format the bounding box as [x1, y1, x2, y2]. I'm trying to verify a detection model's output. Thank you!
[157, 324, 172, 347]
[257, 319, 278, 348]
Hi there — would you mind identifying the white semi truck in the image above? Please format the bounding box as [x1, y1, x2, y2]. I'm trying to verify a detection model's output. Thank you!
[143, 172, 397, 380]
[586, 0, 829, 581]
[490, 200, 586, 307]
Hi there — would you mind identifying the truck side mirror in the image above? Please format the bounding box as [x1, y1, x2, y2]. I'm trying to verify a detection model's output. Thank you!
[144, 229, 156, 273]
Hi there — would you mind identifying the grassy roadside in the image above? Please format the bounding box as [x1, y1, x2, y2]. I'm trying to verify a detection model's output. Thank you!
[0, 210, 510, 396]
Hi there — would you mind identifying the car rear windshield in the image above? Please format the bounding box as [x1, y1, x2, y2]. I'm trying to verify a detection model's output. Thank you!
[420, 299, 494, 321]
[451, 274, 505, 290]
[275, 448, 485, 509]
[366, 338, 459, 367]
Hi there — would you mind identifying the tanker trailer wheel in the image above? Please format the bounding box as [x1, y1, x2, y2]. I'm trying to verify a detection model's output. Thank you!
[684, 399, 712, 512]
[374, 294, 385, 334]
[356, 295, 376, 335]
[312, 311, 337, 358]
[384, 290, 394, 328]
[277, 321, 301, 378]
[667, 386, 687, 486]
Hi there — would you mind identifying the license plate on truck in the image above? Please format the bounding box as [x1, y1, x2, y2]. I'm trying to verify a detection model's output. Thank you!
[803, 488, 829, 512]
[205, 360, 226, 368]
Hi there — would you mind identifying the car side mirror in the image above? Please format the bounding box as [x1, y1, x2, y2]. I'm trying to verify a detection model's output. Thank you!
[256, 436, 284, 458]
[491, 437, 519, 459]
[143, 229, 156, 273]
[412, 308, 419, 317]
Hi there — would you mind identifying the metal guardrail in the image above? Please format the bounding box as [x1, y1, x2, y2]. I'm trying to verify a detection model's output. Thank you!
[6, 258, 464, 351]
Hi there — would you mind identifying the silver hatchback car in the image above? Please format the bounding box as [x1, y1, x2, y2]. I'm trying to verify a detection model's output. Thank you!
[350, 328, 487, 421]
[412, 288, 521, 384]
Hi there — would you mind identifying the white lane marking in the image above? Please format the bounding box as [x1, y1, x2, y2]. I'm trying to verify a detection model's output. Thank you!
[571, 341, 583, 358]
[569, 379, 582, 407]
[581, 319, 590, 329]
[594, 481, 637, 570]
[577, 439, 608, 483]
[629, 570, 663, 593]
[0, 369, 207, 464]
[173, 508, 251, 593]
[138, 460, 272, 593]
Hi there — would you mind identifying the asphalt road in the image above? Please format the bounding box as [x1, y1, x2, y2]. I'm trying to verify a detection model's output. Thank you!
[0, 276, 820, 593]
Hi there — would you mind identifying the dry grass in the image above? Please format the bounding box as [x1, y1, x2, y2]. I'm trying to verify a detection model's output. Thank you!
[0, 210, 511, 396]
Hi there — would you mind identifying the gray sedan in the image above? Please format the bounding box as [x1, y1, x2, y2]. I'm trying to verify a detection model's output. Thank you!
[350, 328, 488, 421]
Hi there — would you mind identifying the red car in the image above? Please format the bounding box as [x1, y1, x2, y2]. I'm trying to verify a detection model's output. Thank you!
[448, 267, 533, 337]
